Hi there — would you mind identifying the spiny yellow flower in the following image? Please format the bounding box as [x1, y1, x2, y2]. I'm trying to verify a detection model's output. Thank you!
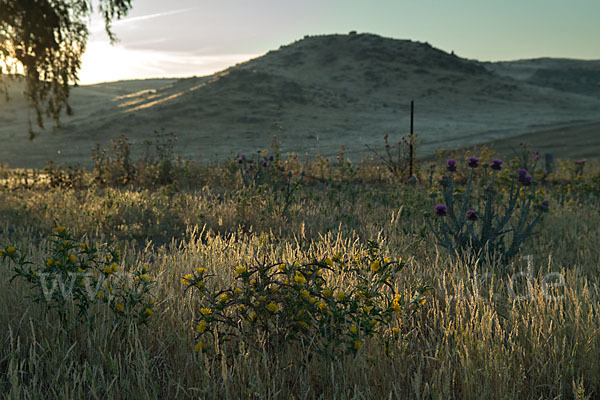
[32, 270, 37, 276]
[266, 302, 279, 313]
[322, 289, 332, 297]
[219, 293, 229, 303]
[325, 257, 333, 267]
[308, 297, 316, 305]
[46, 258, 53, 267]
[200, 308, 212, 315]
[250, 279, 257, 286]
[6, 247, 16, 255]
[80, 242, 88, 250]
[142, 264, 149, 272]
[294, 272, 307, 285]
[144, 308, 153, 316]
[418, 298, 426, 306]
[103, 266, 113, 274]
[196, 320, 207, 333]
[278, 263, 286, 272]
[349, 325, 358, 334]
[336, 291, 346, 301]
[234, 265, 247, 275]
[149, 300, 155, 305]
[354, 341, 363, 350]
[361, 306, 372, 314]
[53, 226, 66, 233]
[96, 290, 103, 299]
[238, 304, 246, 311]
[234, 288, 243, 296]
[249, 312, 257, 321]
[116, 304, 124, 312]
[391, 327, 399, 335]
[194, 341, 204, 352]
[370, 260, 381, 272]
[317, 302, 327, 311]
[383, 257, 390, 263]
[300, 289, 310, 299]
[139, 274, 151, 282]
[77, 268, 83, 273]
[181, 274, 194, 285]
[68, 254, 76, 263]
[258, 295, 266, 302]
[110, 263, 118, 273]
[316, 269, 323, 277]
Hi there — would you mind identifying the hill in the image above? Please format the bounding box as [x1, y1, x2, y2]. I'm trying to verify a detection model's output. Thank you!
[1, 33, 600, 168]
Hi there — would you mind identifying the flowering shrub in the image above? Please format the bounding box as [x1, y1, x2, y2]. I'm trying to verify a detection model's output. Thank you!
[427, 157, 549, 264]
[0, 227, 156, 327]
[182, 242, 429, 357]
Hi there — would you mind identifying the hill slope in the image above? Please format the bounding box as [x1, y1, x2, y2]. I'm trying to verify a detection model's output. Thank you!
[1, 33, 600, 167]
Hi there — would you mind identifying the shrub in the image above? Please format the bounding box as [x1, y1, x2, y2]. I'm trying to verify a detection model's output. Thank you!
[182, 241, 430, 358]
[1, 227, 156, 328]
[427, 157, 549, 264]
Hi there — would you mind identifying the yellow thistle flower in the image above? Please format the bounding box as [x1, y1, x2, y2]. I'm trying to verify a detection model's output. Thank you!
[278, 263, 286, 272]
[317, 302, 327, 311]
[144, 308, 153, 316]
[391, 327, 399, 335]
[361, 306, 372, 314]
[110, 263, 118, 273]
[234, 288, 243, 296]
[103, 266, 113, 274]
[80, 242, 88, 250]
[418, 298, 426, 306]
[249, 312, 257, 321]
[96, 290, 103, 299]
[116, 304, 124, 312]
[142, 264, 149, 272]
[46, 258, 53, 267]
[140, 274, 151, 282]
[200, 308, 212, 315]
[77, 268, 83, 273]
[308, 297, 316, 305]
[258, 295, 266, 302]
[194, 341, 204, 352]
[181, 274, 194, 285]
[250, 279, 257, 286]
[316, 269, 323, 276]
[53, 226, 66, 233]
[370, 260, 381, 272]
[325, 257, 333, 267]
[300, 289, 309, 299]
[349, 325, 358, 334]
[383, 257, 390, 263]
[336, 291, 346, 301]
[294, 272, 307, 285]
[219, 293, 229, 303]
[322, 289, 332, 297]
[196, 320, 207, 333]
[6, 247, 16, 255]
[234, 265, 247, 275]
[68, 254, 76, 263]
[266, 302, 279, 313]
[354, 341, 362, 350]
[239, 304, 246, 311]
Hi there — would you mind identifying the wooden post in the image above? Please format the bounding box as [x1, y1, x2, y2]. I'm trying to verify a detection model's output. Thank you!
[409, 100, 414, 178]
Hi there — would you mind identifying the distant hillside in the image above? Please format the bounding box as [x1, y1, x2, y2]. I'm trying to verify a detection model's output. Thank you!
[486, 58, 600, 99]
[1, 33, 600, 168]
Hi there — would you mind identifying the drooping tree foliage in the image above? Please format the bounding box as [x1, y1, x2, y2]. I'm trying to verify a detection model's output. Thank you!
[0, 0, 133, 138]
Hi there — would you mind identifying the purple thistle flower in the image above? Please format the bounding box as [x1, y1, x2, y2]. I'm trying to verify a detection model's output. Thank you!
[466, 210, 478, 221]
[446, 159, 457, 172]
[262, 161, 268, 168]
[269, 154, 275, 161]
[491, 159, 503, 170]
[575, 159, 586, 166]
[518, 169, 528, 177]
[240, 153, 246, 159]
[519, 174, 533, 186]
[236, 157, 244, 164]
[468, 157, 480, 168]
[434, 204, 448, 217]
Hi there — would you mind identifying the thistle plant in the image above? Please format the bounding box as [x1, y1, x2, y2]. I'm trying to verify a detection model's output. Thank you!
[182, 242, 429, 358]
[0, 227, 156, 328]
[426, 157, 550, 264]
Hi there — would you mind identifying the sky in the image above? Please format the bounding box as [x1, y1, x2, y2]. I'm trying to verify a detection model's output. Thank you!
[78, 0, 600, 85]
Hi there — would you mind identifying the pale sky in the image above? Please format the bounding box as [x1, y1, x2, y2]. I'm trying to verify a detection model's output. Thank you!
[78, 0, 600, 85]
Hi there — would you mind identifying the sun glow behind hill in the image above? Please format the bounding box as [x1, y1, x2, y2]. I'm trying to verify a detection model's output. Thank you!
[78, 41, 259, 85]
